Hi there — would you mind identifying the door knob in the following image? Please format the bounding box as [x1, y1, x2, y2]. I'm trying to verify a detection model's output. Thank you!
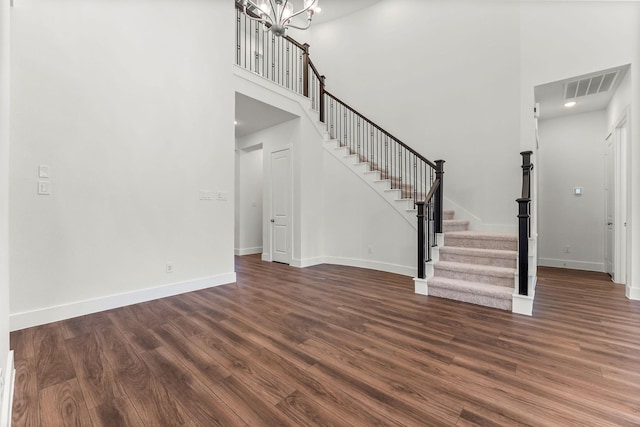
[271, 219, 275, 223]
[607, 222, 613, 225]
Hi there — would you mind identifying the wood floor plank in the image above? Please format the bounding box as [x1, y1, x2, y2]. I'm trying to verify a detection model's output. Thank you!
[140, 347, 247, 426]
[38, 379, 92, 427]
[10, 257, 640, 426]
[65, 332, 123, 409]
[32, 324, 76, 390]
[88, 396, 145, 427]
[11, 359, 40, 427]
[93, 326, 186, 426]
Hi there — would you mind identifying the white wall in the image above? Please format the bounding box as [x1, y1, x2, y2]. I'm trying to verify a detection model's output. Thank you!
[235, 142, 263, 255]
[9, 0, 236, 329]
[0, 0, 11, 379]
[322, 150, 416, 275]
[307, 0, 522, 232]
[538, 111, 607, 271]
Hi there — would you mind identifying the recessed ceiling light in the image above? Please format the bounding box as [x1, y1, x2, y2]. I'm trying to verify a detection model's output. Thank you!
[564, 101, 577, 108]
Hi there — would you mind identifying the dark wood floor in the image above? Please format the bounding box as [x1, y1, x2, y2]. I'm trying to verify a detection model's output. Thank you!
[10, 255, 640, 426]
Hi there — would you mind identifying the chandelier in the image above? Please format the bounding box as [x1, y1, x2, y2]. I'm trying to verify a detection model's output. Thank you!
[240, 0, 321, 37]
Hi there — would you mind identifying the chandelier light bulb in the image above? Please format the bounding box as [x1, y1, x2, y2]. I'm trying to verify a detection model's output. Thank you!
[258, 1, 270, 15]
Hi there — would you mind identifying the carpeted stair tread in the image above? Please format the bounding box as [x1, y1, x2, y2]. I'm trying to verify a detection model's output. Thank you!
[439, 246, 517, 268]
[444, 231, 518, 251]
[434, 261, 515, 287]
[443, 210, 455, 220]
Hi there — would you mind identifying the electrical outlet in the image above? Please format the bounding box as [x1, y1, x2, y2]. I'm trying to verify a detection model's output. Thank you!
[215, 191, 228, 201]
[166, 262, 174, 273]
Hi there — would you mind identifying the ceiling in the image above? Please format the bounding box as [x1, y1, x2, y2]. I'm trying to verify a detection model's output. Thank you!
[235, 93, 298, 138]
[310, 0, 385, 25]
[535, 64, 629, 121]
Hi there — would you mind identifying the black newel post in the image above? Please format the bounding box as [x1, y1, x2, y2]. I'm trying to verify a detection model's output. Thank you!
[434, 160, 445, 234]
[416, 201, 426, 279]
[319, 75, 326, 123]
[302, 43, 310, 98]
[517, 151, 533, 296]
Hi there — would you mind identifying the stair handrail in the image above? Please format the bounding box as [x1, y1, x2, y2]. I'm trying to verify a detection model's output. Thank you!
[517, 151, 533, 295]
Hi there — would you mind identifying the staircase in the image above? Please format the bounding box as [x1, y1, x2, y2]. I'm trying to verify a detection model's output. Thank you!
[235, 4, 534, 314]
[428, 210, 517, 310]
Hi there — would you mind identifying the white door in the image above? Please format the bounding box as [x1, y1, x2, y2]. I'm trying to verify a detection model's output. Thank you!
[270, 148, 291, 264]
[604, 134, 614, 277]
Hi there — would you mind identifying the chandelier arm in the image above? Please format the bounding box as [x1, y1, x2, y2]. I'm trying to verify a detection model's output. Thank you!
[285, 0, 318, 21]
[286, 18, 313, 31]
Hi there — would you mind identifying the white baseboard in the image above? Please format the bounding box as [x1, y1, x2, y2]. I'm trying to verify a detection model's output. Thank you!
[304, 256, 415, 277]
[538, 258, 604, 272]
[10, 273, 236, 331]
[0, 351, 14, 427]
[290, 256, 324, 268]
[626, 285, 640, 300]
[234, 246, 263, 256]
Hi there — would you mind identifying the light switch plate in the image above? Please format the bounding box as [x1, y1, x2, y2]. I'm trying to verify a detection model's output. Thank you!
[38, 165, 50, 178]
[38, 181, 51, 195]
[199, 190, 214, 200]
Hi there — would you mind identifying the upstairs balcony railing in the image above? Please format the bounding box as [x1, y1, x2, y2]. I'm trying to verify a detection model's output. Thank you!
[235, 4, 442, 279]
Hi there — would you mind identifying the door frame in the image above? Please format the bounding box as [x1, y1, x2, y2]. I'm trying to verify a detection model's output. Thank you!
[611, 107, 630, 284]
[604, 133, 614, 277]
[266, 145, 293, 264]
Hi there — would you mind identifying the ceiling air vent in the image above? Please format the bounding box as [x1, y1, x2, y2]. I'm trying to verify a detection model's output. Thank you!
[565, 71, 618, 100]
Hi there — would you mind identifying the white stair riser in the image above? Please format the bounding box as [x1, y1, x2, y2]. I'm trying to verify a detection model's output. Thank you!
[433, 265, 514, 287]
[445, 236, 517, 252]
[439, 252, 516, 269]
[429, 288, 512, 310]
[443, 222, 469, 232]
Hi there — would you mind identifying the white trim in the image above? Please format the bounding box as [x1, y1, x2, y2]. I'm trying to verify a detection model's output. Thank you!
[291, 256, 415, 277]
[626, 285, 640, 300]
[234, 246, 263, 256]
[10, 273, 236, 331]
[0, 351, 14, 427]
[512, 292, 535, 316]
[290, 256, 325, 268]
[538, 258, 605, 272]
[413, 277, 428, 295]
